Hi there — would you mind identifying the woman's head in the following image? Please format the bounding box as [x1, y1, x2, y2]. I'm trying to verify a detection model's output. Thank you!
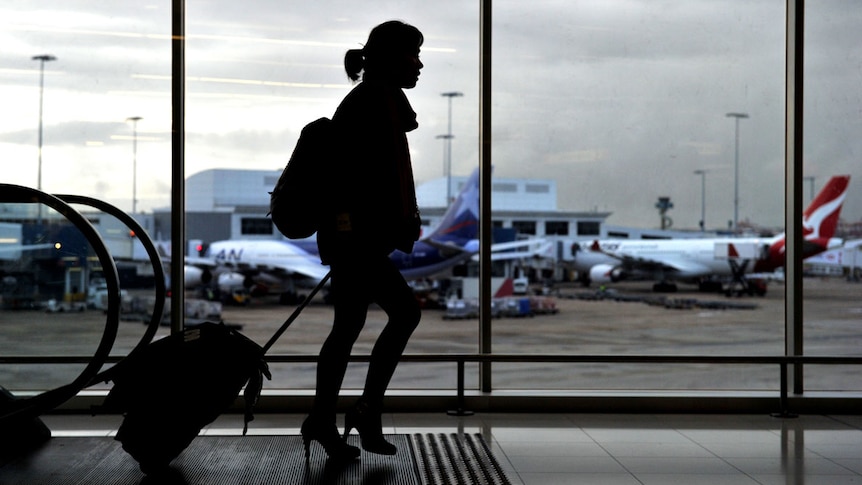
[344, 20, 424, 88]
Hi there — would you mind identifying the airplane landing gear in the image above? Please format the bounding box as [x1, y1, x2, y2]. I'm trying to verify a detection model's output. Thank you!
[722, 259, 766, 296]
[652, 281, 678, 292]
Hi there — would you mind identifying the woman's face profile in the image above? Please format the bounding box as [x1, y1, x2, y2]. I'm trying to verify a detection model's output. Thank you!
[394, 49, 423, 89]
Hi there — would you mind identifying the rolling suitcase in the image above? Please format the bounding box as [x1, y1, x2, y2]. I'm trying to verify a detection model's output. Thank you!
[99, 272, 330, 475]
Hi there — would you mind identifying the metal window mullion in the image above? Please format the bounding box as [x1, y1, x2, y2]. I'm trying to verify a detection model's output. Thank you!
[478, 0, 493, 393]
[785, 0, 805, 394]
[171, 0, 186, 334]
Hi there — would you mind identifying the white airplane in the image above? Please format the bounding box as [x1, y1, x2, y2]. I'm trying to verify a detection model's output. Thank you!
[184, 168, 547, 302]
[570, 175, 851, 295]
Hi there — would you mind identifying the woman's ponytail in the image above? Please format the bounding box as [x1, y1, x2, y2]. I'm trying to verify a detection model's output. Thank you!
[344, 49, 364, 82]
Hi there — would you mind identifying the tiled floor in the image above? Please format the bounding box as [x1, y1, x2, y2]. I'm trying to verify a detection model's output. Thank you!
[40, 412, 862, 485]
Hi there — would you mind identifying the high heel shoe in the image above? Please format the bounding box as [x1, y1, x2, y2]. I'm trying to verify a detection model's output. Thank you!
[343, 399, 397, 455]
[301, 415, 360, 462]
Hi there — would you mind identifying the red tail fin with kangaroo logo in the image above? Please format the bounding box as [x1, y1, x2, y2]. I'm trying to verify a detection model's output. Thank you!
[803, 175, 850, 243]
[761, 175, 850, 271]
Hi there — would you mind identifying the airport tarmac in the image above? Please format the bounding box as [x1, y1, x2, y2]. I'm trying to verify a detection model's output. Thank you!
[225, 276, 862, 392]
[2, 277, 860, 393]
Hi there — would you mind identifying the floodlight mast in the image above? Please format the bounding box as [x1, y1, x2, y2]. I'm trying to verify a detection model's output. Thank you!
[726, 112, 749, 231]
[441, 92, 463, 203]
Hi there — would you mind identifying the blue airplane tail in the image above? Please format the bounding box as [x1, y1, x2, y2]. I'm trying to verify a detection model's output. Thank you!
[423, 168, 480, 245]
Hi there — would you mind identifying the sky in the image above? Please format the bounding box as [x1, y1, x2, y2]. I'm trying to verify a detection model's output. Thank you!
[1, 1, 860, 231]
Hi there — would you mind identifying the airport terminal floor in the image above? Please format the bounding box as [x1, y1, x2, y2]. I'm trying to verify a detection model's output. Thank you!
[23, 411, 862, 484]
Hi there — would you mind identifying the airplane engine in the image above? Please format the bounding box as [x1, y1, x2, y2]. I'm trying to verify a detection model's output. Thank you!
[217, 271, 254, 289]
[184, 266, 212, 288]
[589, 264, 625, 283]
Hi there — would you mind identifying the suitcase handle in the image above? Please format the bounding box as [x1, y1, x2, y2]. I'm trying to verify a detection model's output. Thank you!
[261, 271, 331, 354]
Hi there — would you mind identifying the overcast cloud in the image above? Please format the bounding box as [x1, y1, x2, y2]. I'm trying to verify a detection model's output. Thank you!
[1, 1, 860, 231]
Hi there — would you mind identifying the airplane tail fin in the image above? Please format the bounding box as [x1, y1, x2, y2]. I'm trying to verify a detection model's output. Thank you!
[423, 167, 481, 244]
[803, 175, 850, 242]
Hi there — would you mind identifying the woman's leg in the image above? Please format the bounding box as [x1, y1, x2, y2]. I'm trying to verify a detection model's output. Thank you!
[341, 255, 420, 454]
[302, 259, 366, 460]
[362, 256, 421, 403]
[311, 259, 369, 417]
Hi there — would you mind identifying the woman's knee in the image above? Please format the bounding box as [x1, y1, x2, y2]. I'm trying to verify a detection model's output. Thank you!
[399, 300, 422, 330]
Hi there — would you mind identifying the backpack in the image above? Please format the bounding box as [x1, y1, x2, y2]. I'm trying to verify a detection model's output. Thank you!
[269, 117, 333, 239]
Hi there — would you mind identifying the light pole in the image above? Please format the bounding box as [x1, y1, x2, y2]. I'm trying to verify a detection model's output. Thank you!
[33, 54, 57, 193]
[694, 169, 707, 231]
[126, 117, 143, 213]
[803, 176, 815, 201]
[440, 91, 463, 203]
[726, 112, 749, 231]
[435, 134, 454, 204]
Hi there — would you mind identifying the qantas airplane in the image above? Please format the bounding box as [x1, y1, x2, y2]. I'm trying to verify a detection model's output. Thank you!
[184, 168, 545, 302]
[570, 175, 851, 295]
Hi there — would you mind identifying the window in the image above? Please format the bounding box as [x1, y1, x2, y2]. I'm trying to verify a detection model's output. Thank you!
[241, 218, 274, 236]
[525, 183, 550, 194]
[576, 221, 600, 236]
[511, 220, 536, 236]
[493, 0, 792, 390]
[2, 1, 859, 402]
[545, 221, 569, 236]
[802, 3, 862, 392]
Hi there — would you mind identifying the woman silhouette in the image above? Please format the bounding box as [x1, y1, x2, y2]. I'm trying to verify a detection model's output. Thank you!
[301, 20, 424, 462]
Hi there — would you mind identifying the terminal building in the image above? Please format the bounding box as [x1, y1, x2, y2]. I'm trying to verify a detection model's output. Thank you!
[151, 168, 697, 250]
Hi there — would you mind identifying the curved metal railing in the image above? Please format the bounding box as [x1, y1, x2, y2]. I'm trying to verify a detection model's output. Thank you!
[0, 188, 167, 426]
[0, 185, 121, 426]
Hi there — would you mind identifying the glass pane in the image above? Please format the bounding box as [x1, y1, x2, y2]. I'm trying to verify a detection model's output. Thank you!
[184, 2, 480, 391]
[0, 202, 107, 390]
[803, 1, 862, 392]
[7, 2, 857, 398]
[493, 363, 778, 391]
[1, 4, 172, 214]
[0, 4, 172, 393]
[492, 1, 789, 390]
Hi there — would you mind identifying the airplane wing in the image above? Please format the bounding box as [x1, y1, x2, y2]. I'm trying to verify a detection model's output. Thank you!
[423, 238, 474, 257]
[185, 251, 329, 282]
[425, 235, 554, 263]
[239, 257, 330, 282]
[184, 255, 218, 268]
[470, 238, 556, 262]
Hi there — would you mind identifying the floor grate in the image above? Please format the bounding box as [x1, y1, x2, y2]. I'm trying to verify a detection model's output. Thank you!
[410, 433, 512, 485]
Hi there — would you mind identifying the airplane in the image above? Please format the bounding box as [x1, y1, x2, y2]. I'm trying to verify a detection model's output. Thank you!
[184, 168, 547, 302]
[569, 175, 851, 295]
